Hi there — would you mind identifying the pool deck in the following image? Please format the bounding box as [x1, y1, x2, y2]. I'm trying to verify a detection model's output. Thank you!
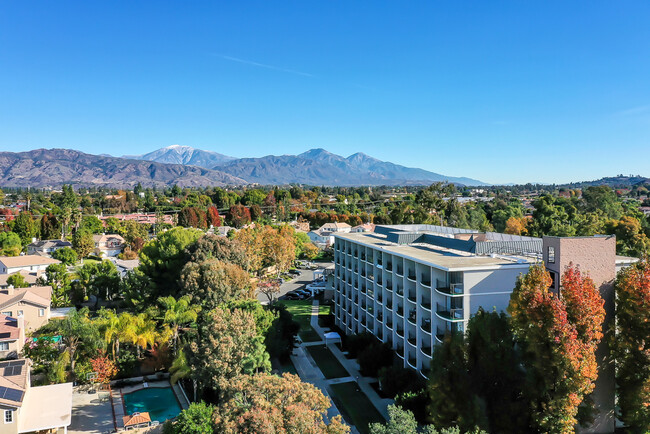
[112, 380, 190, 430]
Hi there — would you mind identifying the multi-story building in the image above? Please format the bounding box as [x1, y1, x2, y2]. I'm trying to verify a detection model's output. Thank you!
[333, 225, 636, 434]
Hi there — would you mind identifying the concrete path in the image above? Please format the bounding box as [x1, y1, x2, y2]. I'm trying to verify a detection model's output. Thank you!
[310, 300, 393, 421]
[69, 387, 114, 433]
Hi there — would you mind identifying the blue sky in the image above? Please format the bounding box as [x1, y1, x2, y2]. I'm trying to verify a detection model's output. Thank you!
[1, 2, 649, 184]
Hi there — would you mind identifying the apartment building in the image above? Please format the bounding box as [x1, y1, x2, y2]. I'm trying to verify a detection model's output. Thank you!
[333, 225, 635, 434]
[333, 224, 540, 376]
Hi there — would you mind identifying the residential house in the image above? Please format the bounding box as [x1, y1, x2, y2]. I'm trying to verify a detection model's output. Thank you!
[92, 234, 126, 257]
[0, 315, 24, 360]
[25, 240, 72, 257]
[308, 222, 351, 248]
[0, 273, 38, 290]
[0, 257, 59, 276]
[289, 220, 310, 233]
[0, 287, 52, 333]
[0, 358, 73, 434]
[351, 223, 375, 233]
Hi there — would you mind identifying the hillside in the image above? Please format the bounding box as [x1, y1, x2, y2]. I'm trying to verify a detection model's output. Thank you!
[125, 145, 235, 168]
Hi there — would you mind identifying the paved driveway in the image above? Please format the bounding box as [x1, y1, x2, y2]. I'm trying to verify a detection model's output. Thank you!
[257, 269, 314, 304]
[69, 388, 114, 433]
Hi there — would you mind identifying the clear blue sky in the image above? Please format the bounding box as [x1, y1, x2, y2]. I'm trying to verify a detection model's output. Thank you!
[1, 2, 649, 184]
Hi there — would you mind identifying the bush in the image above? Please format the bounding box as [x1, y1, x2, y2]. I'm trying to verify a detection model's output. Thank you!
[396, 389, 429, 425]
[378, 365, 426, 398]
[52, 247, 78, 265]
[116, 349, 139, 379]
[345, 332, 378, 358]
[357, 342, 394, 377]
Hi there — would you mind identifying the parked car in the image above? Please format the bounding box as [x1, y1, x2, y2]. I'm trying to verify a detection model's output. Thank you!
[283, 293, 304, 300]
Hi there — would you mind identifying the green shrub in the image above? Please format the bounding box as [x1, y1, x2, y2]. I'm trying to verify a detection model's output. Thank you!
[357, 341, 393, 376]
[345, 332, 378, 358]
[378, 365, 426, 398]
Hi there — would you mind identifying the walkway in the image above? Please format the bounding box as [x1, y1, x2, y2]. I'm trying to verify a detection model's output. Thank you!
[309, 301, 393, 421]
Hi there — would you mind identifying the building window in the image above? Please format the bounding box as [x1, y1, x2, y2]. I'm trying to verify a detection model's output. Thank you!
[0, 342, 8, 351]
[17, 311, 22, 317]
[4, 410, 12, 423]
[548, 246, 555, 264]
[1, 312, 11, 317]
[38, 308, 45, 317]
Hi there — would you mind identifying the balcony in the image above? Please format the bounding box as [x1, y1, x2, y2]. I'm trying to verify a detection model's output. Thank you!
[407, 310, 417, 325]
[407, 291, 417, 303]
[396, 286, 404, 297]
[396, 266, 404, 277]
[360, 285, 367, 294]
[386, 302, 393, 310]
[396, 306, 404, 317]
[435, 327, 446, 344]
[420, 342, 432, 357]
[377, 295, 383, 304]
[386, 320, 393, 329]
[407, 336, 417, 347]
[436, 303, 464, 322]
[396, 327, 404, 337]
[396, 347, 404, 359]
[435, 280, 464, 297]
[407, 355, 417, 369]
[386, 262, 393, 272]
[385, 283, 393, 292]
[421, 299, 432, 311]
[421, 319, 432, 334]
[420, 275, 431, 287]
[377, 313, 383, 322]
[407, 272, 416, 282]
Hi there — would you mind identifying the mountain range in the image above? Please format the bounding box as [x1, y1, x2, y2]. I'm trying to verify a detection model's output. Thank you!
[0, 146, 485, 188]
[128, 145, 486, 186]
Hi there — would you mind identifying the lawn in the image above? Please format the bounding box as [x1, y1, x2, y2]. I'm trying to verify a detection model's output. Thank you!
[330, 381, 385, 434]
[277, 300, 322, 342]
[305, 345, 349, 379]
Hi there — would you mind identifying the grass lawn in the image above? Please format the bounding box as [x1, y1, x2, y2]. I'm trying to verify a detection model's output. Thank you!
[305, 345, 349, 379]
[330, 382, 385, 434]
[277, 300, 322, 342]
[280, 359, 298, 375]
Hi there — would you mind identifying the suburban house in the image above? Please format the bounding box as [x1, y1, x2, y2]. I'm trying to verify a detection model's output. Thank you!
[289, 220, 310, 233]
[351, 223, 375, 233]
[25, 240, 72, 257]
[0, 257, 59, 276]
[0, 358, 73, 434]
[92, 234, 126, 257]
[0, 286, 52, 333]
[0, 315, 24, 360]
[308, 222, 352, 248]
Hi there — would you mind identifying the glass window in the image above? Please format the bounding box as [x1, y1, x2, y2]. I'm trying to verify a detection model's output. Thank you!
[548, 246, 555, 264]
[17, 310, 23, 317]
[1, 312, 11, 317]
[38, 309, 45, 317]
[0, 342, 9, 351]
[4, 410, 12, 423]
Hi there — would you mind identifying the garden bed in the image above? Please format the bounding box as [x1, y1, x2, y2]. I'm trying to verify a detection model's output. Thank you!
[305, 345, 349, 379]
[330, 381, 385, 434]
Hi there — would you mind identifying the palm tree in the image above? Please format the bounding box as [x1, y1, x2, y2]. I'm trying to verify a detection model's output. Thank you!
[60, 207, 72, 240]
[71, 208, 82, 233]
[123, 313, 158, 358]
[99, 310, 133, 361]
[158, 295, 200, 355]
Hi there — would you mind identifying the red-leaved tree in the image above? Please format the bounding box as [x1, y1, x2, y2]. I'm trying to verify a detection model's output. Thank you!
[90, 355, 118, 384]
[508, 264, 605, 433]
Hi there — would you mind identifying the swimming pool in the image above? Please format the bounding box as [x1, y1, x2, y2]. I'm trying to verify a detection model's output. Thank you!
[123, 386, 182, 422]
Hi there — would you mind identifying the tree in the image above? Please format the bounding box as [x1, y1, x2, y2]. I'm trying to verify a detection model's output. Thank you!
[6, 273, 28, 288]
[370, 405, 447, 434]
[612, 258, 650, 432]
[75, 260, 120, 303]
[72, 231, 95, 258]
[189, 307, 271, 392]
[185, 234, 248, 269]
[180, 259, 252, 310]
[13, 211, 37, 245]
[57, 308, 103, 373]
[139, 227, 203, 299]
[234, 225, 296, 275]
[51, 247, 78, 265]
[169, 401, 215, 434]
[206, 206, 221, 227]
[229, 205, 251, 228]
[504, 216, 528, 235]
[90, 355, 118, 384]
[158, 295, 200, 355]
[40, 212, 61, 239]
[0, 231, 21, 256]
[507, 264, 605, 433]
[257, 279, 281, 304]
[178, 206, 207, 229]
[213, 373, 349, 434]
[41, 263, 71, 307]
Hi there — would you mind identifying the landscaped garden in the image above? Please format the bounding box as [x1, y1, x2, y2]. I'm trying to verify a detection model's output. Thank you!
[305, 344, 349, 379]
[330, 381, 385, 434]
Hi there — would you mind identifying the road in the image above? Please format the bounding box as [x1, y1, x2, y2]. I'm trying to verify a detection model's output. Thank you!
[257, 269, 314, 304]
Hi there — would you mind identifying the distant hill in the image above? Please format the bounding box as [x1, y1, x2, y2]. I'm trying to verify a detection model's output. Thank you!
[0, 149, 246, 188]
[564, 175, 650, 189]
[125, 144, 235, 168]
[216, 147, 486, 186]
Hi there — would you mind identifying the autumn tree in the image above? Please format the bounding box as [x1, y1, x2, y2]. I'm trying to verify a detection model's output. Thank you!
[257, 279, 281, 304]
[504, 216, 528, 235]
[229, 204, 251, 228]
[40, 212, 61, 239]
[189, 307, 271, 392]
[612, 258, 650, 432]
[213, 373, 349, 434]
[234, 225, 296, 275]
[507, 264, 605, 433]
[90, 355, 118, 384]
[178, 206, 207, 229]
[206, 206, 221, 227]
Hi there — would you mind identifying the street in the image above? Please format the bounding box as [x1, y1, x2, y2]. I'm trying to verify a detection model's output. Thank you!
[257, 269, 314, 304]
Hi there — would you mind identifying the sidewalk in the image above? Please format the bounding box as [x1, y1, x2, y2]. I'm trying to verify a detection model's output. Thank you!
[289, 327, 358, 433]
[309, 301, 393, 420]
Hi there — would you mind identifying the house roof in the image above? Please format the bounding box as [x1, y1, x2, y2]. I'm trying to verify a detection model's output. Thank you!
[0, 359, 28, 408]
[0, 286, 52, 310]
[0, 255, 60, 269]
[320, 222, 351, 230]
[0, 271, 39, 287]
[123, 412, 151, 426]
[27, 240, 72, 249]
[92, 234, 125, 244]
[0, 315, 20, 342]
[18, 382, 73, 432]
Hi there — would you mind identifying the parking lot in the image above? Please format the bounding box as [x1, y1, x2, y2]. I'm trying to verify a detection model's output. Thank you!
[256, 261, 333, 304]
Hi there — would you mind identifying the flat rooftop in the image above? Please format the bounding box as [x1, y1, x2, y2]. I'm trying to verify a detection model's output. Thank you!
[334, 231, 534, 271]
